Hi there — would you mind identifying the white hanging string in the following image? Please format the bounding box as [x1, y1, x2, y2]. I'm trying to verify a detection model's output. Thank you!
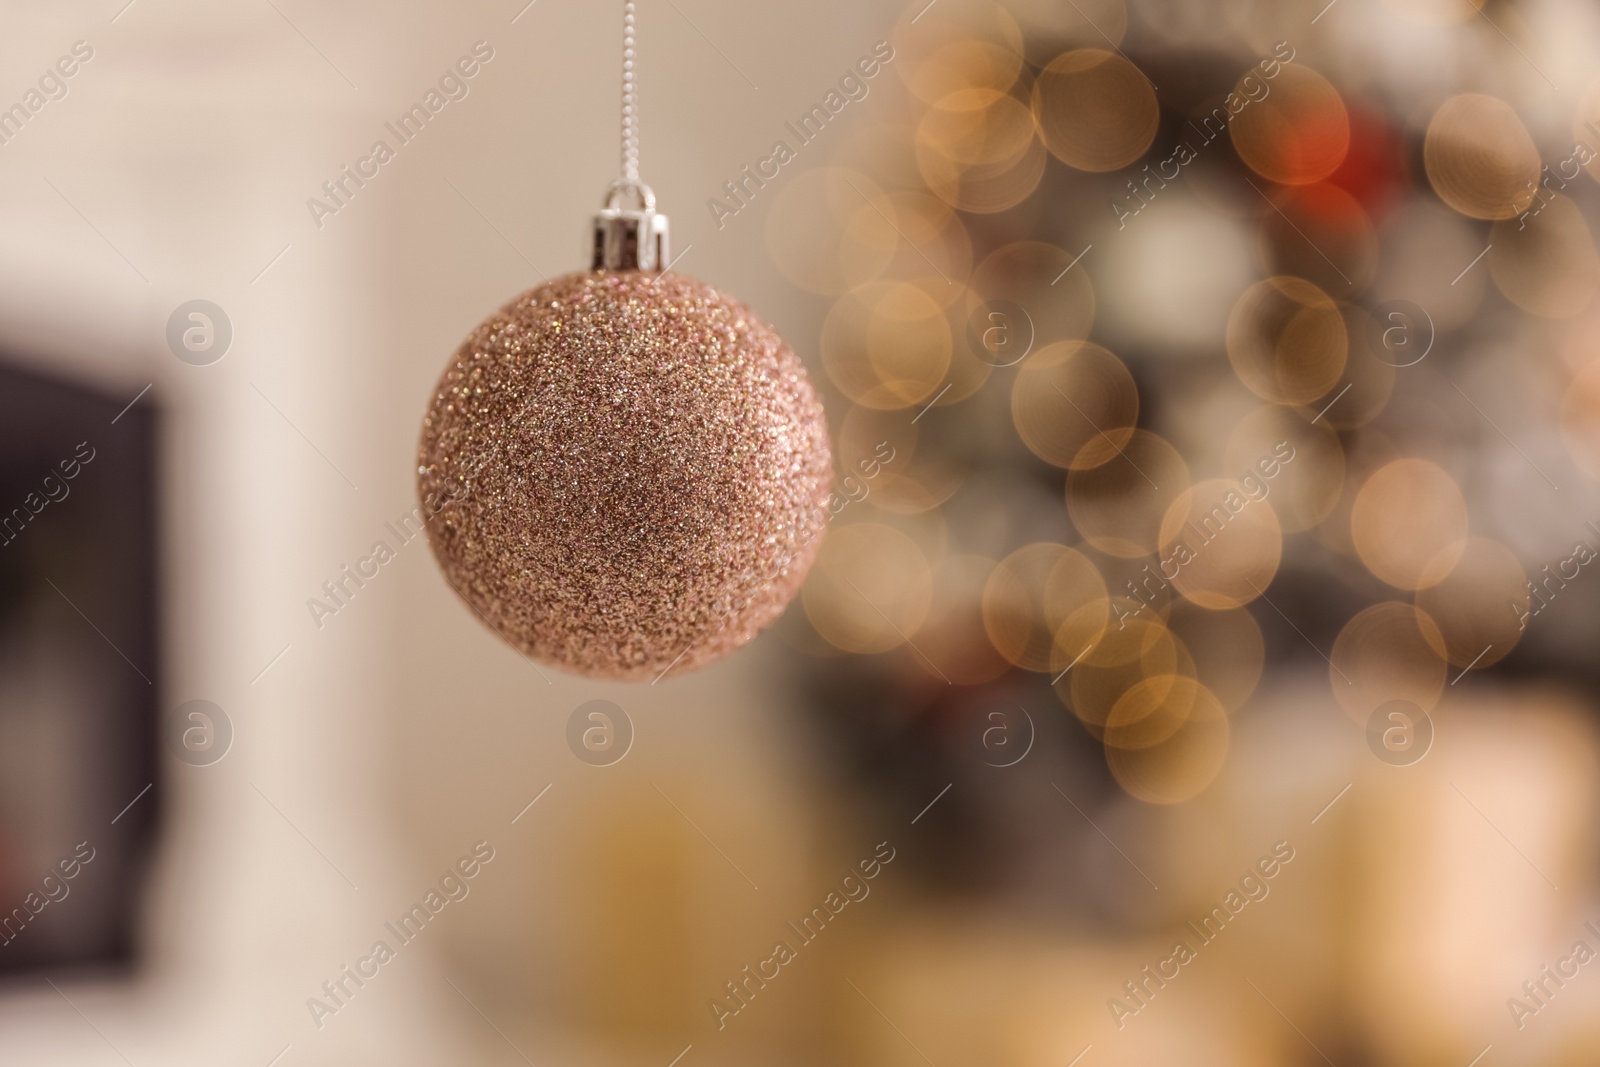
[620, 1, 639, 184]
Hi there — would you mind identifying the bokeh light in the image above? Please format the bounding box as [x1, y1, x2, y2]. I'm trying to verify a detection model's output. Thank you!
[1256, 182, 1378, 294]
[1414, 536, 1528, 668]
[1032, 49, 1160, 172]
[1488, 194, 1600, 319]
[1423, 93, 1540, 221]
[1066, 430, 1190, 557]
[1330, 601, 1448, 721]
[1105, 680, 1230, 803]
[1351, 458, 1468, 590]
[1561, 358, 1600, 479]
[1226, 276, 1348, 405]
[1228, 65, 1350, 186]
[822, 281, 952, 410]
[1057, 611, 1180, 732]
[1157, 478, 1284, 609]
[971, 240, 1096, 344]
[1011, 341, 1139, 470]
[983, 542, 1107, 671]
[802, 521, 933, 654]
[1223, 404, 1345, 532]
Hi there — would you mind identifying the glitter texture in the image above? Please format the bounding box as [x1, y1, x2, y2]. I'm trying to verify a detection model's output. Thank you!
[417, 270, 833, 680]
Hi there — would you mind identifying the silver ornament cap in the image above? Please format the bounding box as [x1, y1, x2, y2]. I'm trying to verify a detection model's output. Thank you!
[592, 179, 669, 271]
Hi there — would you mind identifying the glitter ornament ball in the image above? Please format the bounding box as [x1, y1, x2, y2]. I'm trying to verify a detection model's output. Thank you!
[417, 269, 833, 680]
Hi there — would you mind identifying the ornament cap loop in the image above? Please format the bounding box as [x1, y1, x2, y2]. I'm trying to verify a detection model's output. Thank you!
[593, 180, 669, 272]
[602, 178, 655, 213]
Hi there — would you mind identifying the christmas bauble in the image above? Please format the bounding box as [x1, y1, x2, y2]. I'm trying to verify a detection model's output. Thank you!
[417, 269, 832, 680]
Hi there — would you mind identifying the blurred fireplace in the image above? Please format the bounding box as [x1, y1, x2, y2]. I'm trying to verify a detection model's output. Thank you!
[0, 361, 159, 977]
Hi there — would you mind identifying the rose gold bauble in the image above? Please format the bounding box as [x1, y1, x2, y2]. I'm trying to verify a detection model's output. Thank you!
[417, 269, 832, 680]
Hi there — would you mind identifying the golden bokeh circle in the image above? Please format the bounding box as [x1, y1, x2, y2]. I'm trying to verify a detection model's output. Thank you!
[838, 404, 918, 480]
[883, 191, 975, 300]
[822, 281, 952, 410]
[1104, 675, 1216, 752]
[893, 0, 1025, 101]
[1223, 405, 1344, 533]
[1032, 48, 1160, 172]
[920, 89, 1037, 167]
[942, 286, 1012, 404]
[1329, 601, 1447, 722]
[836, 406, 961, 516]
[1228, 65, 1350, 186]
[1560, 359, 1600, 480]
[866, 284, 952, 389]
[1059, 613, 1183, 734]
[1106, 681, 1230, 804]
[1092, 557, 1175, 628]
[1226, 276, 1348, 405]
[907, 38, 1026, 104]
[919, 126, 1048, 214]
[1415, 536, 1528, 668]
[1012, 341, 1139, 470]
[1158, 479, 1284, 610]
[1066, 430, 1191, 557]
[1488, 195, 1600, 320]
[802, 522, 933, 654]
[983, 542, 1108, 671]
[1350, 458, 1468, 590]
[972, 241, 1096, 344]
[1423, 93, 1540, 221]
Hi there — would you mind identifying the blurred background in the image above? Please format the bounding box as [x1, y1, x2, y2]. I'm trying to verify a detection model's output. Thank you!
[2, 0, 1600, 1063]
